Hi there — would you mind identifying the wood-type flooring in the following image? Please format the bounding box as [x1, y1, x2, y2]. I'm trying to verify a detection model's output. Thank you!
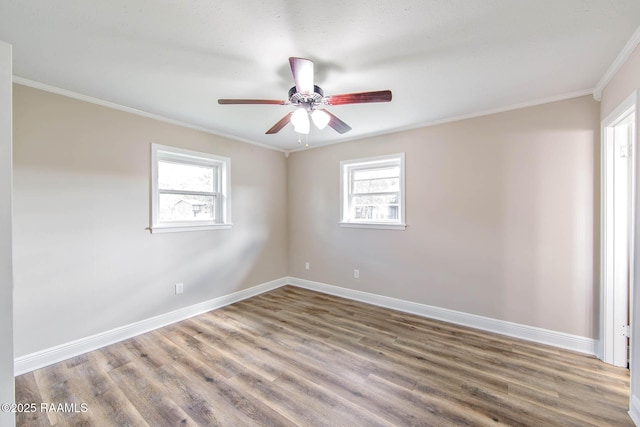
[15, 286, 632, 426]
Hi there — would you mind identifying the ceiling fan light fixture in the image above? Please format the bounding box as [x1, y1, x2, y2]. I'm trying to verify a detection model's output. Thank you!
[311, 109, 330, 130]
[219, 57, 391, 136]
[291, 108, 310, 134]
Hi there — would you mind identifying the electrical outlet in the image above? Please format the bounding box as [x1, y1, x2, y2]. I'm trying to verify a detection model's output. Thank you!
[175, 283, 184, 295]
[354, 269, 359, 279]
[305, 262, 310, 270]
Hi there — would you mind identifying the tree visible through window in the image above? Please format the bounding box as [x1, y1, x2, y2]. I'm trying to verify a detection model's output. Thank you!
[158, 161, 217, 222]
[340, 153, 406, 230]
[151, 144, 231, 233]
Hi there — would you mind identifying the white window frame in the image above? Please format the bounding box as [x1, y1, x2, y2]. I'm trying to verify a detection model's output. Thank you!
[150, 143, 231, 233]
[340, 153, 406, 230]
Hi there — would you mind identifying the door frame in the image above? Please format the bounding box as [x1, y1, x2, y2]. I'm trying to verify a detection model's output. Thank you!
[600, 91, 638, 366]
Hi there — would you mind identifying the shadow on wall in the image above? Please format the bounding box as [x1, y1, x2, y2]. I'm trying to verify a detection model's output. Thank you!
[13, 185, 271, 357]
[101, 185, 272, 326]
[498, 129, 595, 334]
[176, 185, 271, 296]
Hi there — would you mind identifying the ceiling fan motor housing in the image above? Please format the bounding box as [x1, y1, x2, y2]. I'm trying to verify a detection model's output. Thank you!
[218, 57, 390, 135]
[288, 85, 324, 109]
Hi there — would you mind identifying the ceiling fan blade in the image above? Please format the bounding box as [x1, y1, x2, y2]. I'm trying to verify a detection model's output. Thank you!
[324, 110, 352, 134]
[266, 112, 294, 134]
[289, 57, 314, 95]
[324, 90, 392, 105]
[218, 99, 286, 105]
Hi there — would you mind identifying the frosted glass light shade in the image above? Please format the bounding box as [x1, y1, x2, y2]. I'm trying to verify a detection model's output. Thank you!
[311, 109, 330, 130]
[291, 108, 310, 134]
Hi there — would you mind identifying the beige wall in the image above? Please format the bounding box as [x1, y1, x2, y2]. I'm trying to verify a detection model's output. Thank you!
[0, 41, 14, 427]
[600, 39, 640, 410]
[12, 83, 602, 358]
[12, 85, 288, 357]
[288, 96, 600, 338]
[601, 44, 640, 119]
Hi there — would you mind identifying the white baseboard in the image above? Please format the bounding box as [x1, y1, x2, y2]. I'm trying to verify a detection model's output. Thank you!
[630, 394, 640, 426]
[287, 277, 597, 355]
[595, 338, 604, 361]
[14, 277, 287, 375]
[16, 275, 598, 376]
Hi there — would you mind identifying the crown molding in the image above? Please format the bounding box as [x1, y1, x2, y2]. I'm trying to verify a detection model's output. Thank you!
[12, 76, 286, 153]
[594, 24, 640, 101]
[290, 89, 594, 153]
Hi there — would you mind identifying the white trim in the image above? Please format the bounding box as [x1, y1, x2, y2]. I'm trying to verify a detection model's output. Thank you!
[150, 223, 233, 233]
[603, 92, 639, 127]
[339, 222, 407, 230]
[600, 91, 638, 366]
[12, 76, 286, 153]
[289, 89, 594, 153]
[340, 152, 406, 228]
[630, 394, 640, 426]
[13, 76, 594, 155]
[596, 337, 604, 362]
[15, 276, 600, 375]
[594, 24, 640, 101]
[14, 277, 287, 375]
[150, 143, 231, 233]
[287, 277, 597, 355]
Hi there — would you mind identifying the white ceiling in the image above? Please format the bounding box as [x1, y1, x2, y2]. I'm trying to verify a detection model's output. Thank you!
[1, 1, 639, 151]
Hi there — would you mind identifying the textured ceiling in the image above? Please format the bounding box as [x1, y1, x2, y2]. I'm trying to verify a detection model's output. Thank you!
[1, 1, 640, 151]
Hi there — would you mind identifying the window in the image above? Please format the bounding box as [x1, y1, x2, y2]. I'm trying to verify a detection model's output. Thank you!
[340, 153, 406, 230]
[151, 144, 231, 233]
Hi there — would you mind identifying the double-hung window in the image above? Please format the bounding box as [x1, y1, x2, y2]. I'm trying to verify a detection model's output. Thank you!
[151, 144, 231, 233]
[340, 153, 406, 230]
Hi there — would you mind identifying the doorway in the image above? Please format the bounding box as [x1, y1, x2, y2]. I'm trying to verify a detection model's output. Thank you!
[601, 93, 637, 368]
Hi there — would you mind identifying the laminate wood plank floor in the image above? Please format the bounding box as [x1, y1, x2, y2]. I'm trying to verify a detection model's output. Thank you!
[15, 286, 632, 426]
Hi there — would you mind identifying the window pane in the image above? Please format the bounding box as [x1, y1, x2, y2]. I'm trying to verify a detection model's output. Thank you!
[353, 177, 399, 193]
[352, 194, 399, 220]
[158, 161, 215, 192]
[159, 193, 215, 222]
[352, 166, 398, 181]
[352, 166, 399, 193]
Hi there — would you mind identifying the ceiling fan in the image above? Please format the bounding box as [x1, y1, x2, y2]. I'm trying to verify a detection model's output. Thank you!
[218, 57, 392, 135]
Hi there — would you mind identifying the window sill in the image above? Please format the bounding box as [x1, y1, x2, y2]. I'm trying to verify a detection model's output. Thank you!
[150, 223, 232, 234]
[339, 222, 406, 230]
